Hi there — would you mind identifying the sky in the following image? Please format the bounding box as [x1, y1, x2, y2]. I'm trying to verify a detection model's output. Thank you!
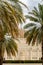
[19, 0, 43, 28]
[28, 0, 42, 11]
[20, 0, 42, 11]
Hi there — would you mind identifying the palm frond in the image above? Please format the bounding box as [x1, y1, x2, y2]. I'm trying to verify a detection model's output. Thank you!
[24, 23, 36, 29]
[26, 27, 36, 45]
[0, 0, 25, 38]
[24, 4, 43, 45]
[25, 15, 38, 22]
[18, 1, 29, 10]
[0, 0, 26, 58]
[5, 38, 18, 56]
[32, 28, 39, 45]
[9, 0, 19, 3]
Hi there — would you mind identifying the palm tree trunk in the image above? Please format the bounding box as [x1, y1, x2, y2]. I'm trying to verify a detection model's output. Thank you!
[41, 42, 43, 65]
[0, 56, 3, 65]
[0, 35, 4, 65]
[41, 30, 43, 65]
[0, 29, 5, 65]
[42, 41, 43, 65]
[0, 48, 3, 65]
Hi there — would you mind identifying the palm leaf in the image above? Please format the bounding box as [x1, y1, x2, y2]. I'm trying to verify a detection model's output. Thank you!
[26, 27, 36, 45]
[5, 38, 18, 56]
[25, 15, 38, 22]
[24, 23, 36, 29]
[0, 0, 26, 58]
[24, 3, 43, 46]
[32, 28, 39, 45]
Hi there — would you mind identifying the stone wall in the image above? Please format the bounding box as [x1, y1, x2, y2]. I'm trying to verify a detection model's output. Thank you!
[4, 38, 42, 60]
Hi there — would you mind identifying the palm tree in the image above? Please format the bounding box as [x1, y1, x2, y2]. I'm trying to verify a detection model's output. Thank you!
[24, 4, 43, 62]
[0, 0, 26, 65]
